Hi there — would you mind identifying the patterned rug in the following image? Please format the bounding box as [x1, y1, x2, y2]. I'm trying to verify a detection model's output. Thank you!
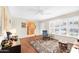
[30, 39, 73, 53]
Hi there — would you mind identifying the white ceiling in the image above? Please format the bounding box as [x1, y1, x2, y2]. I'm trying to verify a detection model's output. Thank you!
[8, 6, 79, 21]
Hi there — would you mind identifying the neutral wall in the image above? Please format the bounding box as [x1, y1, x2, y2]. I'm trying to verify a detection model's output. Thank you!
[10, 17, 41, 38]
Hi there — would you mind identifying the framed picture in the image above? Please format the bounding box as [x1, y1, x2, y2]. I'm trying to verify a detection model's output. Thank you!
[21, 22, 26, 28]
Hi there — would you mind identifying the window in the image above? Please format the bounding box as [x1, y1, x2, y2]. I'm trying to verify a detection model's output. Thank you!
[51, 16, 79, 38]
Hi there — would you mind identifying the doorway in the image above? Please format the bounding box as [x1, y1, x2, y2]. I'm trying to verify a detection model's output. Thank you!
[26, 21, 36, 35]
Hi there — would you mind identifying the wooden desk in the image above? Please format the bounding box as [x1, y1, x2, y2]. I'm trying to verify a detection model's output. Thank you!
[0, 45, 21, 53]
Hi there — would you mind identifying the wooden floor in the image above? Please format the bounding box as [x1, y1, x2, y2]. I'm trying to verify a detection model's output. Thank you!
[21, 38, 37, 53]
[20, 35, 42, 53]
